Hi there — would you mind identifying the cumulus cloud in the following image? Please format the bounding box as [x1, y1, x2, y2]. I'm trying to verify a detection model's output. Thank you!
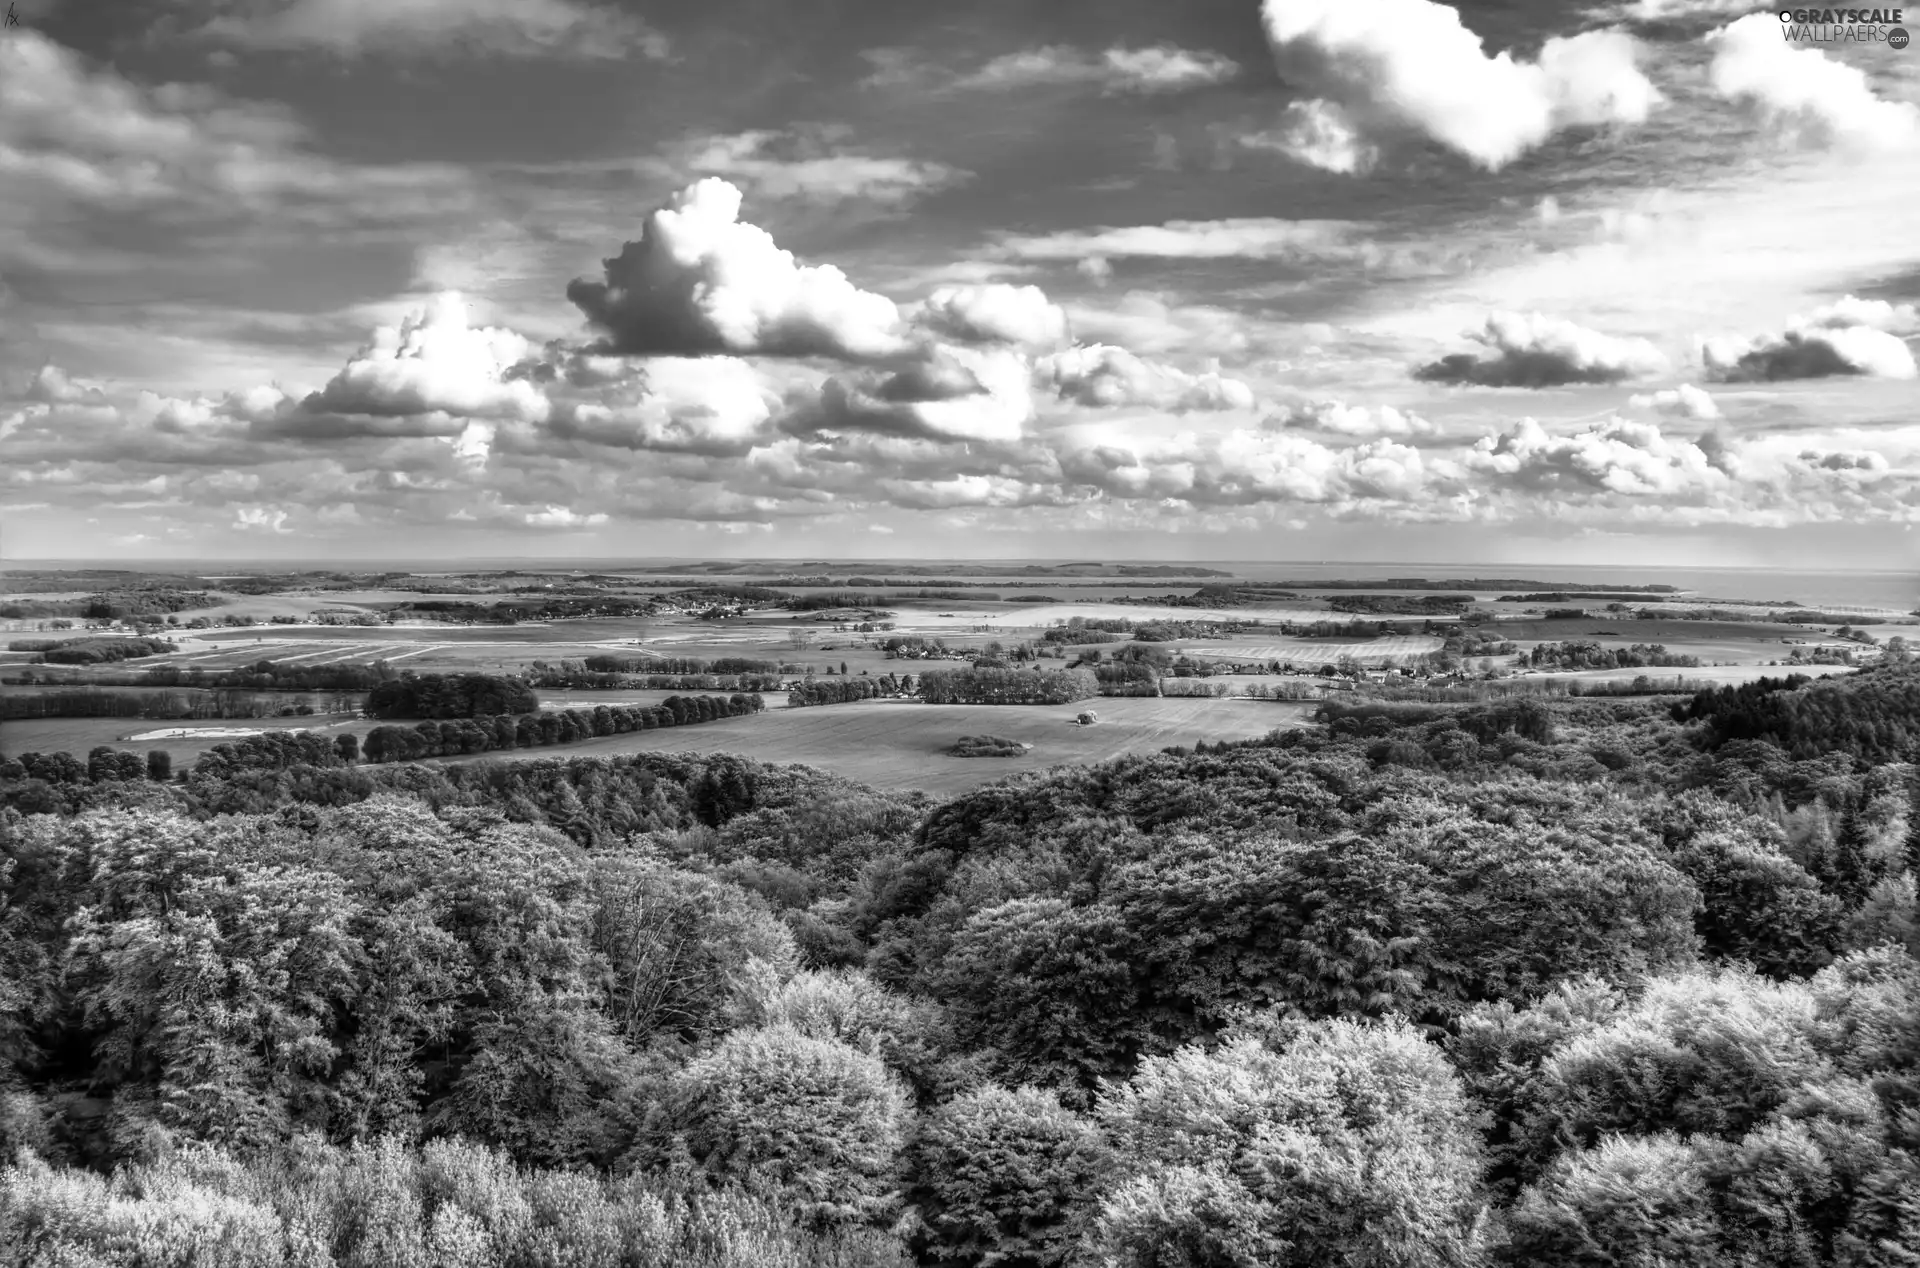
[1700, 295, 1919, 382]
[25, 365, 109, 405]
[666, 128, 965, 207]
[797, 345, 1035, 444]
[1629, 383, 1721, 420]
[1416, 312, 1670, 387]
[1706, 14, 1920, 151]
[233, 506, 291, 533]
[914, 284, 1068, 349]
[179, 0, 669, 60]
[1037, 345, 1255, 412]
[1057, 428, 1461, 509]
[1259, 0, 1660, 171]
[545, 356, 780, 456]
[1702, 327, 1917, 382]
[567, 178, 910, 361]
[1798, 295, 1920, 335]
[1469, 416, 1731, 497]
[953, 44, 1239, 94]
[524, 505, 610, 528]
[1271, 399, 1437, 436]
[301, 293, 546, 425]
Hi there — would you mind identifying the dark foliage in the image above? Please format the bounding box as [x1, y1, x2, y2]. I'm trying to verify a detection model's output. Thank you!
[364, 672, 540, 719]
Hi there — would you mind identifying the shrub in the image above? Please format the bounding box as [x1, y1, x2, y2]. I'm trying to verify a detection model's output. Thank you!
[1090, 1015, 1489, 1268]
[640, 1024, 914, 1227]
[1505, 1133, 1722, 1267]
[948, 735, 1028, 758]
[910, 1085, 1114, 1267]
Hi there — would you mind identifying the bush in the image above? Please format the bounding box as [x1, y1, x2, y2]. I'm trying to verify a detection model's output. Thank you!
[1089, 1015, 1489, 1268]
[910, 1085, 1114, 1267]
[640, 1024, 914, 1226]
[948, 735, 1028, 758]
[1506, 1133, 1722, 1267]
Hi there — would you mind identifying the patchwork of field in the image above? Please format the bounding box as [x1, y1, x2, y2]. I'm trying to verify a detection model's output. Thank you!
[1186, 636, 1447, 666]
[443, 695, 1318, 797]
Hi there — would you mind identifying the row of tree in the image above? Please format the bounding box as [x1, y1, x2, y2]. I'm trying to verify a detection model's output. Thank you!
[0, 687, 353, 721]
[1528, 640, 1703, 670]
[7, 636, 176, 664]
[917, 667, 1100, 705]
[364, 672, 540, 719]
[788, 677, 904, 707]
[582, 655, 786, 675]
[363, 694, 764, 762]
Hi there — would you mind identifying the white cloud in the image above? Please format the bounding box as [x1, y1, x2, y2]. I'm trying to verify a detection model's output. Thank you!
[1416, 311, 1670, 386]
[1244, 100, 1379, 175]
[524, 505, 611, 528]
[1468, 416, 1730, 497]
[1259, 0, 1660, 171]
[234, 505, 291, 533]
[546, 356, 780, 456]
[183, 0, 669, 60]
[798, 344, 1036, 444]
[1057, 427, 1461, 509]
[1798, 295, 1920, 334]
[1077, 257, 1114, 285]
[954, 44, 1239, 94]
[1699, 294, 1919, 382]
[1628, 383, 1721, 420]
[1064, 294, 1263, 359]
[998, 217, 1373, 263]
[567, 178, 910, 360]
[25, 365, 109, 405]
[1037, 345, 1255, 412]
[1701, 326, 1917, 382]
[667, 129, 966, 207]
[915, 284, 1068, 349]
[305, 293, 547, 423]
[1705, 15, 1920, 152]
[1272, 399, 1437, 437]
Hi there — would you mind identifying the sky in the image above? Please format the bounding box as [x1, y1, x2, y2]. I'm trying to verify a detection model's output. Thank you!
[0, 0, 1917, 567]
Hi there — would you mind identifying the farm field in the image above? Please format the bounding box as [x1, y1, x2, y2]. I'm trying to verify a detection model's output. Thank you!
[1186, 635, 1447, 666]
[1517, 664, 1857, 687]
[4, 714, 358, 764]
[441, 695, 1318, 797]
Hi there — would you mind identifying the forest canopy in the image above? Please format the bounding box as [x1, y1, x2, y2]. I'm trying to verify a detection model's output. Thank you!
[1, 658, 1917, 1267]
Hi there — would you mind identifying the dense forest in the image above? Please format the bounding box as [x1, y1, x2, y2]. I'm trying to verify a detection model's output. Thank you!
[364, 673, 541, 720]
[0, 658, 1916, 1265]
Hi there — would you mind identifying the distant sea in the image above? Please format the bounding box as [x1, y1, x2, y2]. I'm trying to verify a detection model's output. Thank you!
[3, 558, 1914, 614]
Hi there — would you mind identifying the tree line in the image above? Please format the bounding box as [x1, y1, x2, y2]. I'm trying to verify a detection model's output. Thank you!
[788, 676, 911, 707]
[363, 694, 765, 762]
[6, 636, 176, 664]
[365, 672, 540, 719]
[1527, 640, 1704, 670]
[0, 687, 351, 721]
[917, 667, 1100, 705]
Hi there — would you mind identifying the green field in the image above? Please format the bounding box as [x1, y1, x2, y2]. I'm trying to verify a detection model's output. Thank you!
[3, 714, 360, 763]
[442, 695, 1318, 797]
